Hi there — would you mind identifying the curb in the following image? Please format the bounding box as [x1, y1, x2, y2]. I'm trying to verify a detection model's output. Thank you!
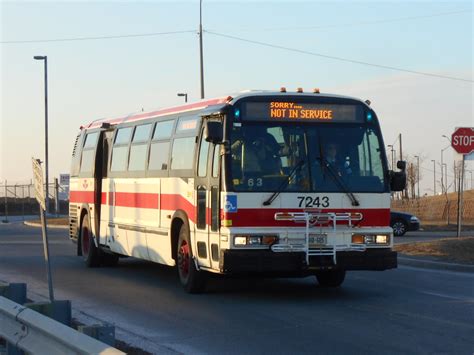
[398, 256, 474, 273]
[23, 221, 68, 230]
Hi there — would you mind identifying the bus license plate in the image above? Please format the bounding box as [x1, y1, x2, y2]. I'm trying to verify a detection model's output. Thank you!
[309, 234, 327, 245]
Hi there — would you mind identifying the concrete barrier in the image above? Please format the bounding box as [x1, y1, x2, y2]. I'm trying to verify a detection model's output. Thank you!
[0, 296, 125, 355]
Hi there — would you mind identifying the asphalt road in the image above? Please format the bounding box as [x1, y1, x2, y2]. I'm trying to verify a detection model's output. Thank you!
[0, 222, 473, 354]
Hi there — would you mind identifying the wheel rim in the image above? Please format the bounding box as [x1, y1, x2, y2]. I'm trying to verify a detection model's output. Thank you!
[393, 222, 405, 235]
[82, 227, 90, 256]
[178, 240, 190, 278]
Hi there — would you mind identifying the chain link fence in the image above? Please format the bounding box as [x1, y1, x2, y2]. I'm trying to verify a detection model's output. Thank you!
[0, 181, 69, 222]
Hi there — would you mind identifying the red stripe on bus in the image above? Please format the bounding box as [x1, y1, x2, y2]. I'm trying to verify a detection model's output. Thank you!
[223, 208, 390, 227]
[161, 194, 196, 220]
[70, 191, 107, 204]
[70, 191, 95, 204]
[114, 192, 158, 209]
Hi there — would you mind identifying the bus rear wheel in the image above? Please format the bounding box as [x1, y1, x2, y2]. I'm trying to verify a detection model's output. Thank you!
[80, 215, 100, 267]
[315, 269, 346, 287]
[177, 224, 206, 293]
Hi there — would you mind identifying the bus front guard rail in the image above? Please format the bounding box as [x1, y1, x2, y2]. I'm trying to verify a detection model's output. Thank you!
[272, 211, 365, 264]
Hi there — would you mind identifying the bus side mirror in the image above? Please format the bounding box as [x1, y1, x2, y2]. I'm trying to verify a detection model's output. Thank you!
[204, 120, 223, 144]
[390, 160, 406, 192]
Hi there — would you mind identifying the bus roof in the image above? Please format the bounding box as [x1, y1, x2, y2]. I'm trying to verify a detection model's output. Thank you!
[83, 91, 369, 130]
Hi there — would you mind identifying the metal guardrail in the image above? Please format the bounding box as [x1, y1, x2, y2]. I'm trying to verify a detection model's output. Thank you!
[0, 296, 124, 355]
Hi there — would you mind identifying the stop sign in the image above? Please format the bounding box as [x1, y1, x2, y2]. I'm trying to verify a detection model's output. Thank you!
[451, 127, 474, 155]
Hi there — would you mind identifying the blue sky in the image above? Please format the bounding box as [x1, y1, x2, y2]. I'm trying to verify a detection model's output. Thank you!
[1, 1, 472, 194]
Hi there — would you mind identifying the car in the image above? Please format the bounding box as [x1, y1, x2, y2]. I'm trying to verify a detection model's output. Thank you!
[390, 211, 420, 236]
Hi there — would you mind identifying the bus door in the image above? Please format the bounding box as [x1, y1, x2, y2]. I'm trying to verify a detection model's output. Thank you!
[92, 129, 110, 245]
[195, 131, 221, 269]
[99, 129, 114, 246]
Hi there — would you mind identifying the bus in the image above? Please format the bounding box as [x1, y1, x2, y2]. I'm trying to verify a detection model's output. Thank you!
[69, 89, 406, 293]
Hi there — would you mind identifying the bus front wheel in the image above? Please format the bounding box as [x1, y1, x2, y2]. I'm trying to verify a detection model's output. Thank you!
[80, 215, 101, 268]
[177, 224, 206, 293]
[315, 269, 346, 287]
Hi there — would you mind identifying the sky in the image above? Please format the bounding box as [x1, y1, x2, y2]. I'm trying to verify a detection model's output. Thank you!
[1, 0, 472, 196]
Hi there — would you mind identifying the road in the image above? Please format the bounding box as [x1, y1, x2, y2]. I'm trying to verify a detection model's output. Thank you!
[0, 222, 473, 354]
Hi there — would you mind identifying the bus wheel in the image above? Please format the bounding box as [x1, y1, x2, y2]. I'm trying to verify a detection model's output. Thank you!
[315, 269, 346, 287]
[80, 215, 100, 268]
[102, 253, 119, 267]
[177, 224, 206, 293]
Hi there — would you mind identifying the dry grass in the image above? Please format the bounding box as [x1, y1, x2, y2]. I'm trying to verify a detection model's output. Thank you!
[46, 217, 68, 225]
[395, 237, 474, 264]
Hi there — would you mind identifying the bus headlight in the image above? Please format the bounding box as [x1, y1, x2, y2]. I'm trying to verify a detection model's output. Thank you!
[233, 235, 278, 247]
[352, 234, 389, 245]
[234, 236, 247, 246]
[376, 235, 389, 244]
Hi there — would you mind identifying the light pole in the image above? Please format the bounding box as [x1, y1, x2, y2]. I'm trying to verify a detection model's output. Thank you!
[414, 155, 420, 198]
[431, 159, 436, 195]
[177, 93, 188, 103]
[387, 145, 395, 169]
[441, 144, 450, 194]
[199, 0, 205, 99]
[34, 55, 49, 213]
[442, 135, 452, 192]
[442, 163, 447, 191]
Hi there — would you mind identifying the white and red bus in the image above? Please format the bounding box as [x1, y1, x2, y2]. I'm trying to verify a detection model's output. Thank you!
[69, 90, 406, 293]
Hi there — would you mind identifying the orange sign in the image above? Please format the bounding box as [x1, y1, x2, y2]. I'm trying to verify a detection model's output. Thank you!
[269, 102, 333, 120]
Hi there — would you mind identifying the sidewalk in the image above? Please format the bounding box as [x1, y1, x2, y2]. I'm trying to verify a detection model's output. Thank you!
[23, 219, 68, 230]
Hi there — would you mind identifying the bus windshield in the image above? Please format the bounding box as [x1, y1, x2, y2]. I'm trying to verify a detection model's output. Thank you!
[229, 122, 387, 193]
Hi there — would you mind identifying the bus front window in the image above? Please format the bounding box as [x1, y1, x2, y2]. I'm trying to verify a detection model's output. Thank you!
[230, 124, 310, 192]
[229, 123, 388, 193]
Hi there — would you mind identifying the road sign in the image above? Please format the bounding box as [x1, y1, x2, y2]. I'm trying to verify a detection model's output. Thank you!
[451, 127, 474, 155]
[60, 173, 70, 186]
[32, 158, 46, 211]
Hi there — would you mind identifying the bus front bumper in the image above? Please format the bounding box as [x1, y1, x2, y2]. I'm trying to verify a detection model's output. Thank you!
[220, 248, 397, 275]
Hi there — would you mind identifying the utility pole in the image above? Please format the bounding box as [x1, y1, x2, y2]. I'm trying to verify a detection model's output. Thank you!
[414, 155, 420, 198]
[456, 156, 465, 238]
[431, 159, 436, 195]
[199, 0, 205, 99]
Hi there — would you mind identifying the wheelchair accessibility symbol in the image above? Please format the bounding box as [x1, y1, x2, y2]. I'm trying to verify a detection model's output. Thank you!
[224, 195, 238, 213]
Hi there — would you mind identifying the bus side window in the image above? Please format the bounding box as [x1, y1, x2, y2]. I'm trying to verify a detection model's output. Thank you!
[148, 120, 175, 173]
[79, 132, 99, 175]
[110, 127, 133, 172]
[197, 138, 210, 177]
[170, 137, 195, 170]
[129, 124, 152, 172]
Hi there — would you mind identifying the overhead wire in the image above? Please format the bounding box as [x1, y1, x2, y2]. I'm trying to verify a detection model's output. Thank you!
[0, 30, 196, 44]
[216, 9, 472, 32]
[205, 31, 473, 83]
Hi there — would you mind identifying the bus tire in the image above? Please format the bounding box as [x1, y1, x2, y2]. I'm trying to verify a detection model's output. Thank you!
[102, 252, 119, 267]
[177, 224, 206, 293]
[80, 215, 101, 268]
[315, 269, 346, 287]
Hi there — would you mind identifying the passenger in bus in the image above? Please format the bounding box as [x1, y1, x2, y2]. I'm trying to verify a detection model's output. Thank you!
[247, 131, 282, 175]
[324, 143, 352, 177]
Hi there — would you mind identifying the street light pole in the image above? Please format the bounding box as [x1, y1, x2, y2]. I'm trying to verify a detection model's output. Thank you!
[431, 159, 436, 195]
[414, 155, 420, 198]
[199, 0, 205, 99]
[34, 55, 49, 213]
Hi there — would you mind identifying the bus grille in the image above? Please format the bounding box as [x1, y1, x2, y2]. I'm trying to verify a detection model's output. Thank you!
[69, 203, 78, 239]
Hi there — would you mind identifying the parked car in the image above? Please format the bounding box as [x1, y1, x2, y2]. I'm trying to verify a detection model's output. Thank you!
[390, 211, 420, 236]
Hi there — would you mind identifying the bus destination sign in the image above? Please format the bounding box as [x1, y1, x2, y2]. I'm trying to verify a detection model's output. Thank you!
[270, 102, 333, 120]
[242, 102, 361, 122]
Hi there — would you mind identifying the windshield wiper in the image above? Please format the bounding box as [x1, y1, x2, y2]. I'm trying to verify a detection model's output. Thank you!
[318, 156, 360, 207]
[263, 160, 305, 206]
